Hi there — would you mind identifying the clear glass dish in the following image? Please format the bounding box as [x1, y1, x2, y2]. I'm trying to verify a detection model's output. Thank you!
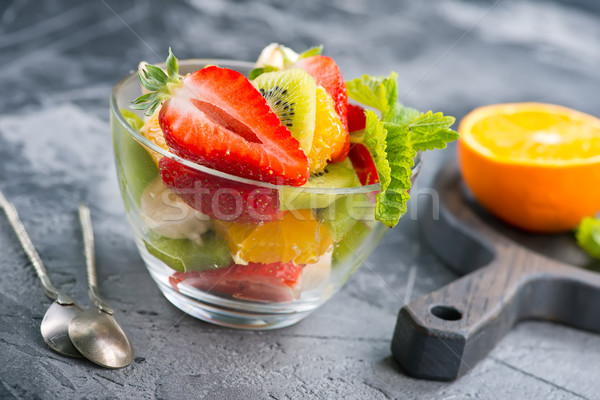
[110, 59, 421, 329]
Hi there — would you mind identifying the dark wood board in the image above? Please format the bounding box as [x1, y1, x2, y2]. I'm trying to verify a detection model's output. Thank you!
[391, 161, 600, 381]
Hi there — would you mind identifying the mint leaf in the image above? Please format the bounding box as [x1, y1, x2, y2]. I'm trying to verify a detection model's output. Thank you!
[346, 72, 398, 115]
[249, 65, 278, 80]
[361, 111, 414, 227]
[409, 111, 459, 151]
[376, 122, 415, 227]
[386, 103, 420, 124]
[297, 45, 323, 60]
[363, 110, 390, 188]
[346, 71, 458, 228]
[576, 217, 600, 259]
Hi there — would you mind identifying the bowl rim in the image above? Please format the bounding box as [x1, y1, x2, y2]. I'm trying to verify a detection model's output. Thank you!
[110, 58, 421, 193]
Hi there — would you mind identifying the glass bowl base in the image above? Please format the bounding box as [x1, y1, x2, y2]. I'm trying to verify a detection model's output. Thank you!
[138, 242, 321, 330]
[156, 283, 312, 330]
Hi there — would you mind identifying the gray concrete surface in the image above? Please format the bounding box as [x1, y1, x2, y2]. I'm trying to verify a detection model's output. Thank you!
[1, 0, 599, 398]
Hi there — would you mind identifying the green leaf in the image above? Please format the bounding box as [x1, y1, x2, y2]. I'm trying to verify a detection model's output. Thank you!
[386, 103, 420, 124]
[249, 65, 278, 80]
[132, 50, 183, 115]
[346, 71, 459, 227]
[576, 217, 600, 259]
[408, 111, 459, 151]
[346, 72, 398, 116]
[145, 64, 168, 83]
[139, 73, 162, 92]
[363, 110, 390, 188]
[361, 111, 413, 227]
[130, 92, 155, 105]
[166, 47, 179, 78]
[376, 122, 415, 227]
[297, 45, 323, 60]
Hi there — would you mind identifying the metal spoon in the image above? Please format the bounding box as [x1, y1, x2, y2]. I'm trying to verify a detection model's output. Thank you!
[68, 205, 133, 369]
[0, 191, 83, 357]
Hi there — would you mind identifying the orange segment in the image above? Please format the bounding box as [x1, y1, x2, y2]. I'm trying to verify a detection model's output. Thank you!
[459, 102, 600, 233]
[215, 209, 333, 265]
[308, 87, 347, 173]
[140, 108, 169, 164]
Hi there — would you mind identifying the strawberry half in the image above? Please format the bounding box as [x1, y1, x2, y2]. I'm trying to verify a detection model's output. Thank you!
[346, 104, 379, 185]
[159, 157, 283, 222]
[347, 103, 367, 132]
[132, 50, 309, 187]
[168, 261, 303, 303]
[297, 55, 349, 162]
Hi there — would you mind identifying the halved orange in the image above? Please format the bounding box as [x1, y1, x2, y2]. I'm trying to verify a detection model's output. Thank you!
[458, 103, 600, 233]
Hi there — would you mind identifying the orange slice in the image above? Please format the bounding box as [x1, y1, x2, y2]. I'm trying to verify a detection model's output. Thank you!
[140, 108, 168, 164]
[215, 209, 333, 265]
[307, 87, 347, 173]
[459, 103, 600, 233]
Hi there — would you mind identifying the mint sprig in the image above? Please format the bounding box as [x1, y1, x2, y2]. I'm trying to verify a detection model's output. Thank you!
[249, 65, 278, 80]
[131, 48, 183, 116]
[576, 217, 600, 259]
[297, 45, 323, 60]
[346, 72, 458, 227]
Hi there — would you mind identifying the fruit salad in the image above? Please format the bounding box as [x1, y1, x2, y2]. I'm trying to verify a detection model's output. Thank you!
[111, 44, 457, 326]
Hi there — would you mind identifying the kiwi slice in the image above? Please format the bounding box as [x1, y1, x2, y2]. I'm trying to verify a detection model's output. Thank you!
[279, 158, 361, 210]
[113, 109, 158, 209]
[144, 230, 232, 273]
[318, 194, 372, 242]
[253, 68, 316, 153]
[331, 221, 372, 268]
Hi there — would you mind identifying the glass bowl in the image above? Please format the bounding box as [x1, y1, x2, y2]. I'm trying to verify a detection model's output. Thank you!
[110, 59, 421, 329]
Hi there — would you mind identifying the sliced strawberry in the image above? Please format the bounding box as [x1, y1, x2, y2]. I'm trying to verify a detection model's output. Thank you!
[347, 103, 367, 132]
[297, 55, 349, 161]
[159, 157, 283, 222]
[349, 144, 379, 185]
[169, 261, 303, 303]
[346, 104, 379, 185]
[159, 66, 309, 187]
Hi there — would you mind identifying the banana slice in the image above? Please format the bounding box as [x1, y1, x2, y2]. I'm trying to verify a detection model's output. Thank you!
[255, 43, 299, 69]
[140, 177, 211, 242]
[301, 250, 332, 292]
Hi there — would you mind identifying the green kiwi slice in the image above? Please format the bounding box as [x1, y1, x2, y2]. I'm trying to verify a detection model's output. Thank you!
[144, 230, 232, 273]
[318, 193, 373, 242]
[113, 109, 158, 209]
[279, 158, 361, 210]
[253, 68, 317, 153]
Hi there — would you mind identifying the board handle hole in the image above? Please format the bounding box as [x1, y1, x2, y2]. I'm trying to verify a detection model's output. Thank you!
[431, 305, 463, 321]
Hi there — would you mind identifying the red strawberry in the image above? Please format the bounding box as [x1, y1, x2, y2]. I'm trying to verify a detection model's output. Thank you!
[347, 103, 367, 132]
[297, 55, 349, 162]
[168, 261, 303, 303]
[346, 104, 379, 185]
[159, 157, 283, 222]
[349, 144, 379, 185]
[159, 66, 309, 186]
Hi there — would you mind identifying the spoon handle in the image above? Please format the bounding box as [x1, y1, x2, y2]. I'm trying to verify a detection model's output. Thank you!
[78, 205, 114, 315]
[0, 191, 75, 305]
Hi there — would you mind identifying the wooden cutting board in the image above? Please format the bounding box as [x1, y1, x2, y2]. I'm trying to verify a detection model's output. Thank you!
[391, 161, 600, 381]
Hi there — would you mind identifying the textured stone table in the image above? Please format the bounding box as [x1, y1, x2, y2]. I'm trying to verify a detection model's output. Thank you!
[1, 0, 600, 399]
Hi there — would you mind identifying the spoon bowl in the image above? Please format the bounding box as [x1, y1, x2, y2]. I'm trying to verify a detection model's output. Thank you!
[0, 190, 84, 357]
[69, 308, 133, 368]
[41, 301, 84, 357]
[68, 205, 134, 369]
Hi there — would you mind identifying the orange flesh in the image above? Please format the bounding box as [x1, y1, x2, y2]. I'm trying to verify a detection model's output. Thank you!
[458, 103, 600, 233]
